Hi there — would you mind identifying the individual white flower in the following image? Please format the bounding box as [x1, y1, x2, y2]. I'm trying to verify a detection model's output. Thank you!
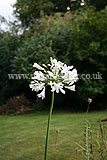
[47, 71, 54, 77]
[65, 85, 75, 91]
[50, 58, 63, 75]
[50, 82, 65, 94]
[60, 88, 66, 94]
[33, 62, 44, 70]
[61, 64, 73, 74]
[32, 71, 46, 81]
[30, 81, 45, 92]
[37, 88, 45, 99]
[66, 69, 78, 82]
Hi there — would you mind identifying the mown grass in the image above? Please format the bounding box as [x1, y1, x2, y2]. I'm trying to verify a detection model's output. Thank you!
[0, 111, 107, 160]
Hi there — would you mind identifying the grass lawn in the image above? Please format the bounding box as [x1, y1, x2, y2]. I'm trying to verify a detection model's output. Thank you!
[0, 111, 107, 160]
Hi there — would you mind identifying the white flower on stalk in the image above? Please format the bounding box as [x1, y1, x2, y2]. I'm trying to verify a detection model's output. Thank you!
[30, 57, 78, 99]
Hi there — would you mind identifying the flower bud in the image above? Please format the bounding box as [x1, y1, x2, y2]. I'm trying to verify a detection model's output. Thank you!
[88, 98, 92, 104]
[101, 125, 105, 129]
[56, 129, 60, 133]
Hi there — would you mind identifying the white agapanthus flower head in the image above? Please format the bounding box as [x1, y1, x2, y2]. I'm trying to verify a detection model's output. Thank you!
[30, 57, 78, 99]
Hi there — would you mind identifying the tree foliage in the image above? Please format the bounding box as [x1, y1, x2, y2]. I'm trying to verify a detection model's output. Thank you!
[0, 32, 21, 104]
[11, 8, 107, 109]
[13, 0, 82, 28]
[67, 8, 107, 108]
[11, 13, 72, 74]
[13, 0, 54, 28]
[86, 0, 107, 11]
[0, 15, 7, 32]
[13, 0, 107, 28]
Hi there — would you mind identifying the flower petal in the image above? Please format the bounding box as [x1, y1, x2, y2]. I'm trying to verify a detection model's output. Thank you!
[37, 88, 45, 99]
[65, 85, 75, 91]
[33, 63, 44, 70]
[60, 88, 65, 94]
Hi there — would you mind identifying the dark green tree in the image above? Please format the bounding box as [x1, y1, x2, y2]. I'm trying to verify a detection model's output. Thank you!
[11, 13, 72, 74]
[0, 31, 21, 104]
[13, 0, 54, 28]
[67, 8, 107, 109]
[13, 0, 82, 28]
[86, 0, 107, 11]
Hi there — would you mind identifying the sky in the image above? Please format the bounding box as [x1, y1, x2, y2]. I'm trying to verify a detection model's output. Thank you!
[0, 0, 16, 29]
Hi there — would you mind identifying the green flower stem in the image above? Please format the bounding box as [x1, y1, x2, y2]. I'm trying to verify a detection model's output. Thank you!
[86, 103, 90, 115]
[44, 91, 54, 160]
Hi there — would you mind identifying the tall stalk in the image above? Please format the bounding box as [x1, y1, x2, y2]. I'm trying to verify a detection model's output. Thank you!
[44, 92, 54, 160]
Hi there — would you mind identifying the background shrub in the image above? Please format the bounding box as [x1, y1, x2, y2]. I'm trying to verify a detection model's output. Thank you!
[0, 94, 34, 115]
[0, 32, 21, 105]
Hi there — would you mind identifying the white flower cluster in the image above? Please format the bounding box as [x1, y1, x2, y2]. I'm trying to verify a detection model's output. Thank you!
[30, 57, 78, 99]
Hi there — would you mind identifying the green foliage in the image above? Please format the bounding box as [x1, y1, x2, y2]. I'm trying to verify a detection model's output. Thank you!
[77, 120, 93, 160]
[86, 0, 107, 11]
[12, 32, 54, 74]
[66, 8, 107, 108]
[13, 0, 82, 28]
[83, 121, 93, 160]
[13, 0, 107, 29]
[12, 13, 72, 74]
[77, 120, 107, 160]
[13, 0, 54, 28]
[96, 122, 107, 159]
[0, 32, 21, 104]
